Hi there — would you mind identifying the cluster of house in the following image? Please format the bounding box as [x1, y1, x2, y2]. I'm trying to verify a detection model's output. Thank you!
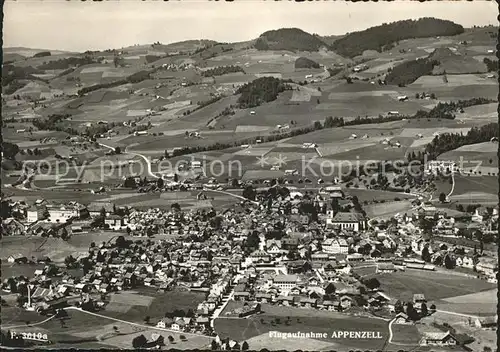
[2, 183, 498, 342]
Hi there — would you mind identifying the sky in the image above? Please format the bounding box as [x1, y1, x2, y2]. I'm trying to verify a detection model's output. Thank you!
[3, 0, 498, 52]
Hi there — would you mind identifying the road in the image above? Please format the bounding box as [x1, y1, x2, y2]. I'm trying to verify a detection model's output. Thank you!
[2, 315, 56, 329]
[446, 171, 456, 200]
[204, 188, 259, 206]
[99, 142, 159, 180]
[209, 273, 242, 327]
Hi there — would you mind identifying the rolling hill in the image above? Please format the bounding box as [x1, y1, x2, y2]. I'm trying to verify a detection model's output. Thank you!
[254, 28, 329, 52]
[331, 17, 465, 58]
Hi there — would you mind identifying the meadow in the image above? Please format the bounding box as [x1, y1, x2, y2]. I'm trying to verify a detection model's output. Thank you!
[214, 303, 389, 350]
[368, 269, 496, 303]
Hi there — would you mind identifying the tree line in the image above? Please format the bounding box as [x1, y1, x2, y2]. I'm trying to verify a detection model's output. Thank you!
[201, 65, 245, 77]
[167, 97, 494, 158]
[424, 122, 498, 160]
[331, 17, 464, 58]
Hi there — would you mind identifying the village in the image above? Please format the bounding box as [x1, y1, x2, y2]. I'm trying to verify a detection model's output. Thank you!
[1, 177, 498, 349]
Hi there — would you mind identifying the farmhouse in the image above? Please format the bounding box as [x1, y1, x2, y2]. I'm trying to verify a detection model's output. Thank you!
[7, 254, 28, 264]
[88, 202, 114, 218]
[419, 331, 458, 346]
[376, 262, 396, 273]
[327, 212, 367, 232]
[394, 312, 411, 324]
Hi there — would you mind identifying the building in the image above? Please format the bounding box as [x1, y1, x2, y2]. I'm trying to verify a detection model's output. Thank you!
[322, 238, 349, 254]
[327, 212, 367, 232]
[426, 160, 458, 175]
[420, 331, 458, 346]
[376, 263, 396, 273]
[105, 215, 124, 231]
[476, 260, 498, 277]
[27, 206, 46, 223]
[272, 275, 300, 291]
[87, 202, 114, 218]
[46, 205, 80, 223]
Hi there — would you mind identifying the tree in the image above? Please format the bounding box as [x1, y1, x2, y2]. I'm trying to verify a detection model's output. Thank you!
[144, 316, 150, 324]
[157, 177, 164, 188]
[114, 146, 121, 154]
[406, 303, 419, 321]
[421, 246, 431, 262]
[242, 185, 257, 201]
[430, 303, 436, 312]
[116, 235, 127, 248]
[421, 302, 428, 317]
[444, 254, 455, 269]
[364, 277, 380, 290]
[438, 192, 447, 203]
[242, 341, 249, 350]
[394, 300, 404, 313]
[211, 340, 218, 350]
[171, 203, 181, 212]
[168, 335, 174, 343]
[132, 334, 147, 348]
[2, 142, 20, 160]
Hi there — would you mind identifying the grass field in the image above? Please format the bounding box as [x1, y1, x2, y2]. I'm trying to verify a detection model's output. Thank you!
[214, 304, 389, 350]
[101, 288, 206, 323]
[390, 324, 421, 345]
[435, 289, 497, 316]
[369, 269, 496, 303]
[0, 232, 129, 263]
[364, 200, 414, 219]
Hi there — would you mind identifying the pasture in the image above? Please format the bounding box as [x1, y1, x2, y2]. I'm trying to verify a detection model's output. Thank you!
[0, 232, 130, 263]
[390, 324, 421, 345]
[101, 288, 206, 322]
[214, 303, 389, 350]
[435, 289, 497, 316]
[369, 269, 496, 303]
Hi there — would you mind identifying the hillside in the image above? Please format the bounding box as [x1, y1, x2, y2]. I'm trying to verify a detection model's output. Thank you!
[385, 57, 439, 86]
[331, 17, 465, 58]
[235, 77, 292, 109]
[255, 28, 329, 52]
[295, 57, 320, 69]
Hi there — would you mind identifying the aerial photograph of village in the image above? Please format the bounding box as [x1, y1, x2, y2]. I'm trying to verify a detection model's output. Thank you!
[0, 1, 498, 351]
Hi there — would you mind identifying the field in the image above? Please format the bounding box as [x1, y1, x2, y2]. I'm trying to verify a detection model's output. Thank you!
[363, 200, 414, 219]
[3, 307, 211, 350]
[101, 288, 206, 323]
[0, 232, 131, 263]
[390, 324, 421, 345]
[214, 304, 389, 350]
[435, 289, 497, 316]
[368, 269, 496, 303]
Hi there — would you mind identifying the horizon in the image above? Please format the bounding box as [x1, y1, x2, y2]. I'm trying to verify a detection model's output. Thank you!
[3, 0, 497, 52]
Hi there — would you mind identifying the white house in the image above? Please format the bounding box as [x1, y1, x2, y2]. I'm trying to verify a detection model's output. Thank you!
[322, 238, 349, 254]
[327, 212, 367, 232]
[272, 275, 300, 291]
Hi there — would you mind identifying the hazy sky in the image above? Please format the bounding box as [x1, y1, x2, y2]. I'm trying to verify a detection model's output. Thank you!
[3, 0, 497, 52]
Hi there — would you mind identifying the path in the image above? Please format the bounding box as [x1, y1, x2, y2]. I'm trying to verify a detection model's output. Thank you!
[99, 142, 159, 179]
[446, 171, 456, 199]
[435, 309, 483, 319]
[210, 273, 242, 327]
[205, 188, 259, 206]
[3, 315, 56, 329]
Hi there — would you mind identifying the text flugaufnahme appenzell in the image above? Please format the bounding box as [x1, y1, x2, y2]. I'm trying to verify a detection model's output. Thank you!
[268, 331, 383, 339]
